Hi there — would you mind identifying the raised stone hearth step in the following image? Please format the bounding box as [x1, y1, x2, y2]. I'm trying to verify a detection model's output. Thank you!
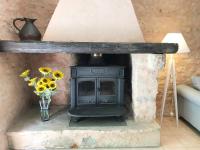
[7, 107, 160, 149]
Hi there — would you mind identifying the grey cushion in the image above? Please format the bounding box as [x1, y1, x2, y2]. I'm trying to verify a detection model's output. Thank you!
[192, 76, 200, 90]
[177, 84, 200, 106]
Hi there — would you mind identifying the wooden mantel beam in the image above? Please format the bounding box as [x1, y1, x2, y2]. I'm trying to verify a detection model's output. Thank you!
[0, 40, 178, 54]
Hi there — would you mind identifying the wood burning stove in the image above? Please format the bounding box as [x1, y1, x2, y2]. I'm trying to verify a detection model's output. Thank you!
[68, 66, 126, 120]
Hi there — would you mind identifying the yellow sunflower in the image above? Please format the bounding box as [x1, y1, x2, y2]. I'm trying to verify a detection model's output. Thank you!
[36, 81, 43, 86]
[40, 77, 50, 84]
[36, 85, 46, 93]
[52, 70, 64, 80]
[40, 82, 50, 89]
[49, 78, 56, 82]
[48, 81, 57, 90]
[28, 77, 37, 86]
[20, 69, 30, 78]
[39, 67, 52, 75]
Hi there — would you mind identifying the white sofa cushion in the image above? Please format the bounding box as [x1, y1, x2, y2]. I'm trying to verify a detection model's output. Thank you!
[177, 84, 200, 107]
[192, 76, 200, 90]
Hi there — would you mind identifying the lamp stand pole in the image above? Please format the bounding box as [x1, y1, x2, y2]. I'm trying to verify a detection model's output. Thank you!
[160, 54, 179, 127]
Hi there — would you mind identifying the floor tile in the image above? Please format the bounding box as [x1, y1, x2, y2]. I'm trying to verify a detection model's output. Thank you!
[161, 135, 183, 147]
[159, 117, 200, 149]
[186, 148, 200, 150]
[163, 147, 187, 150]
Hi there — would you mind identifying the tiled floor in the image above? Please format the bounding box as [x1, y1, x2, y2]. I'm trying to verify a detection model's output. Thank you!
[156, 117, 200, 150]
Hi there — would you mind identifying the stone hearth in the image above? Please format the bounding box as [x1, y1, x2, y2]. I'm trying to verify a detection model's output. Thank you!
[7, 107, 160, 149]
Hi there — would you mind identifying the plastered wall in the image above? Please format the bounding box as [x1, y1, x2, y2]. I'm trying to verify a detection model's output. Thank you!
[0, 0, 58, 149]
[0, 54, 31, 149]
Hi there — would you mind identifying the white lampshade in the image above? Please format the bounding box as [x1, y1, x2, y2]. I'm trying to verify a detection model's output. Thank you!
[162, 33, 190, 53]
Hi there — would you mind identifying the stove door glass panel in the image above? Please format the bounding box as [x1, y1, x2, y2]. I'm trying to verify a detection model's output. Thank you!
[78, 81, 95, 96]
[100, 81, 115, 95]
[98, 78, 117, 104]
[77, 78, 96, 105]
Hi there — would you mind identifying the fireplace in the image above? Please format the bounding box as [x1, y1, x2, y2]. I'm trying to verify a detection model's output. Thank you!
[2, 0, 180, 149]
[68, 66, 127, 121]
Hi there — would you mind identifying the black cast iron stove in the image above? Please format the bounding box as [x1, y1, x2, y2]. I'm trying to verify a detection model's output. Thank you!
[68, 65, 126, 120]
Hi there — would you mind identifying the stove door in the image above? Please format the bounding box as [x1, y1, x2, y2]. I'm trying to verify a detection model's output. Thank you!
[97, 78, 118, 105]
[77, 78, 96, 105]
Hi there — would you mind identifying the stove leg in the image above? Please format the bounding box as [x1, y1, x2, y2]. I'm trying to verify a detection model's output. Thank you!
[71, 117, 81, 122]
[116, 116, 125, 122]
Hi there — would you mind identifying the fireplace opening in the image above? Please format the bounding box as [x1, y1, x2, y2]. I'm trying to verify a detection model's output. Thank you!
[68, 54, 132, 122]
[74, 54, 132, 94]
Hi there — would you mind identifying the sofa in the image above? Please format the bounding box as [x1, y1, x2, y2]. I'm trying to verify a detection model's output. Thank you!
[177, 84, 200, 131]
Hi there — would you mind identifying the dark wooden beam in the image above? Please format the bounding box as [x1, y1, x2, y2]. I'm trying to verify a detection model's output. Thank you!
[0, 40, 178, 54]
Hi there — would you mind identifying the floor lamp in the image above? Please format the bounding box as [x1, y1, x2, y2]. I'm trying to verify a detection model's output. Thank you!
[160, 33, 190, 127]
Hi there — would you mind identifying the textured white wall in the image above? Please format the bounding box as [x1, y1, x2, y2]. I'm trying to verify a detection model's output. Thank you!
[43, 0, 144, 42]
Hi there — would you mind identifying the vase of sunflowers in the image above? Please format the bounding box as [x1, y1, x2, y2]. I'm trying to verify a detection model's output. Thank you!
[20, 67, 64, 121]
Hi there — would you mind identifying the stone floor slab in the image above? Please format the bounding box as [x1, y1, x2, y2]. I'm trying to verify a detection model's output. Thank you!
[7, 107, 160, 149]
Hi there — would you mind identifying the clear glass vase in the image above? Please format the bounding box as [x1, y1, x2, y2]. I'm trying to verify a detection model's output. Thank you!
[39, 97, 51, 121]
[40, 108, 49, 121]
